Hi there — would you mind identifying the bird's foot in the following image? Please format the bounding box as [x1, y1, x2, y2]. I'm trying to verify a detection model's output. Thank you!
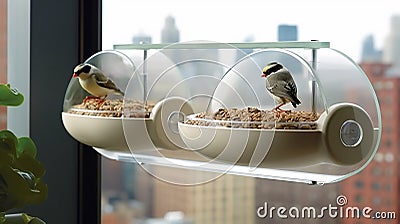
[272, 107, 292, 119]
[95, 96, 107, 109]
[272, 107, 290, 113]
[83, 96, 101, 104]
[272, 102, 286, 112]
[96, 99, 106, 109]
[82, 95, 107, 109]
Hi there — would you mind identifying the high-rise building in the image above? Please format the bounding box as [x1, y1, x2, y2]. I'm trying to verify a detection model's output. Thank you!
[132, 32, 152, 44]
[0, 0, 7, 129]
[101, 161, 148, 223]
[383, 15, 400, 65]
[339, 62, 399, 224]
[340, 16, 399, 224]
[152, 169, 255, 224]
[278, 24, 298, 41]
[161, 15, 180, 43]
[361, 35, 382, 62]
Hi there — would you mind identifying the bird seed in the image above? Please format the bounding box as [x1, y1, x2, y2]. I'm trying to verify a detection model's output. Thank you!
[184, 107, 320, 130]
[67, 98, 155, 118]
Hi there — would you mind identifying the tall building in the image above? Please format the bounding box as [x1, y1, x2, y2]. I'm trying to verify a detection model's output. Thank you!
[0, 0, 7, 130]
[278, 24, 298, 41]
[132, 32, 152, 44]
[101, 161, 148, 223]
[383, 15, 400, 65]
[339, 62, 399, 224]
[361, 35, 382, 62]
[161, 15, 180, 43]
[152, 170, 255, 224]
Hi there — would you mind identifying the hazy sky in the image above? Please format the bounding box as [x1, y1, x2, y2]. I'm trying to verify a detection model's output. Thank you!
[102, 0, 400, 62]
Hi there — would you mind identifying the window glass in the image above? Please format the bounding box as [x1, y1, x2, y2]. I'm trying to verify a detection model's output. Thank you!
[102, 1, 400, 223]
[6, 0, 30, 137]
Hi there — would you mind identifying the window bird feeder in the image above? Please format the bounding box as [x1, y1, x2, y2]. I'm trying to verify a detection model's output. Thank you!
[62, 41, 381, 185]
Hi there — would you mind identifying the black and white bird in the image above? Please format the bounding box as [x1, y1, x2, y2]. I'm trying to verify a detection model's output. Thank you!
[73, 63, 124, 103]
[261, 62, 301, 111]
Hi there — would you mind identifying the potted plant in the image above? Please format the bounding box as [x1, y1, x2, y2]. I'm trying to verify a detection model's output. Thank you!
[0, 83, 47, 223]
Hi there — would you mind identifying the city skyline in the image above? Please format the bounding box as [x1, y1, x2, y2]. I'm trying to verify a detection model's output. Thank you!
[101, 9, 399, 224]
[103, 0, 400, 62]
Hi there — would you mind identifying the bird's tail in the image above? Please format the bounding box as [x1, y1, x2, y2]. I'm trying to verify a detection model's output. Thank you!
[116, 89, 125, 96]
[291, 97, 301, 108]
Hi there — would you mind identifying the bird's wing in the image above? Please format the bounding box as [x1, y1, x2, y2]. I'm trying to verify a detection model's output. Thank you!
[92, 72, 120, 91]
[284, 80, 301, 104]
[268, 80, 290, 98]
[268, 79, 298, 102]
[266, 85, 276, 92]
[284, 80, 297, 96]
[266, 68, 301, 105]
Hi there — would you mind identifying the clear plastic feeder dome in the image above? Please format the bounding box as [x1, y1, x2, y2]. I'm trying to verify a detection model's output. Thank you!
[178, 47, 381, 183]
[62, 50, 136, 153]
[62, 41, 381, 185]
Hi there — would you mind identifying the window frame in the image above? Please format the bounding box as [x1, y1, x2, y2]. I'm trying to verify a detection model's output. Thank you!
[8, 0, 102, 223]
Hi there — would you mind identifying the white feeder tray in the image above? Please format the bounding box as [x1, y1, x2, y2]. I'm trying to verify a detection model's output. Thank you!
[178, 103, 378, 168]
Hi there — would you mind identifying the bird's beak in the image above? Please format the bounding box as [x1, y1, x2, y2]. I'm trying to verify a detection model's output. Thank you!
[261, 73, 266, 77]
[73, 73, 78, 78]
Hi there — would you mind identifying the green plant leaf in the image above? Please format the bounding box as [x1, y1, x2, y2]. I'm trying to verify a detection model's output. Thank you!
[0, 84, 24, 106]
[0, 130, 18, 156]
[16, 137, 37, 159]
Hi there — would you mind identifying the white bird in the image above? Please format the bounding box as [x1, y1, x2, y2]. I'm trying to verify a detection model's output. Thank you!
[72, 63, 124, 104]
